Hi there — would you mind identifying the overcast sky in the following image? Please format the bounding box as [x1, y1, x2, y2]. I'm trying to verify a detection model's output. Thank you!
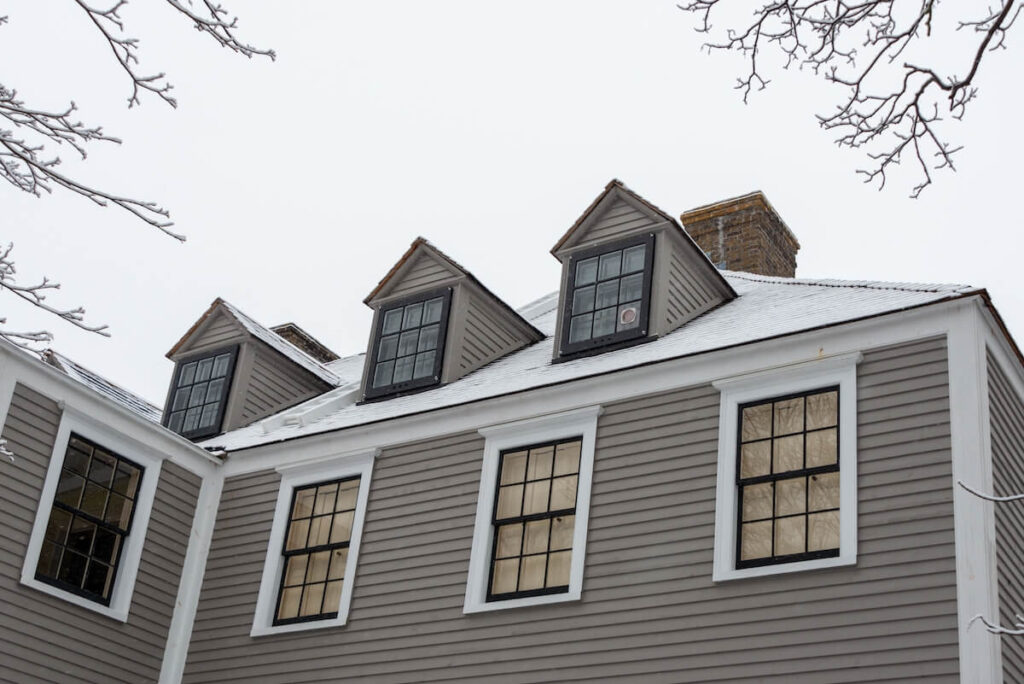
[3, 1, 1023, 405]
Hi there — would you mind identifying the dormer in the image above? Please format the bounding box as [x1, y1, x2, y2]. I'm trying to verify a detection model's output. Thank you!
[163, 299, 339, 440]
[362, 238, 543, 401]
[550, 180, 736, 360]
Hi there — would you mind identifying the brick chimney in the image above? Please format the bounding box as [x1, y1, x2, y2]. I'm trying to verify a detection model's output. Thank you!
[680, 191, 799, 278]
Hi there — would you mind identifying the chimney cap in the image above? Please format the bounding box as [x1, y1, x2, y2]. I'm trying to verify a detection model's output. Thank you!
[680, 191, 799, 250]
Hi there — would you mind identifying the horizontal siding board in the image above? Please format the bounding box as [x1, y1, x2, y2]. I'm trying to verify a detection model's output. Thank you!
[184, 336, 960, 682]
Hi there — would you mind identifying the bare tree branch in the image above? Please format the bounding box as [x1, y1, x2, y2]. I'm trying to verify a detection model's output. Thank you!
[678, 1, 1020, 197]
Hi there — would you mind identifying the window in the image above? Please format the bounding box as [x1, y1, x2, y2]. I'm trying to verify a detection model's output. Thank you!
[489, 439, 581, 601]
[365, 289, 451, 400]
[275, 477, 359, 625]
[22, 409, 164, 621]
[164, 346, 237, 439]
[712, 353, 860, 581]
[465, 406, 601, 613]
[35, 435, 144, 604]
[561, 234, 654, 356]
[251, 449, 375, 636]
[735, 388, 839, 567]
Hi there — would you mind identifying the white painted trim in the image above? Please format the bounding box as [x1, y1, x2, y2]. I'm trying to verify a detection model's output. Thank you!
[159, 474, 223, 683]
[250, 448, 377, 636]
[221, 297, 974, 479]
[20, 408, 166, 621]
[0, 352, 18, 461]
[464, 406, 602, 613]
[711, 353, 860, 582]
[948, 302, 1001, 683]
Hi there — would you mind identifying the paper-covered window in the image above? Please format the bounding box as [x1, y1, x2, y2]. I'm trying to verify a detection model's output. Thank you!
[35, 435, 144, 605]
[164, 347, 237, 440]
[365, 289, 451, 399]
[561, 235, 654, 357]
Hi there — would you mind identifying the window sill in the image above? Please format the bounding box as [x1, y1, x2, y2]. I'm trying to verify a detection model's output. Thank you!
[251, 615, 348, 637]
[713, 554, 856, 583]
[20, 576, 129, 622]
[464, 589, 581, 614]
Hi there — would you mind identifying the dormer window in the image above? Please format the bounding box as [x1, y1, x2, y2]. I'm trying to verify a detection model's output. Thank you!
[163, 347, 238, 439]
[365, 289, 451, 400]
[561, 235, 654, 356]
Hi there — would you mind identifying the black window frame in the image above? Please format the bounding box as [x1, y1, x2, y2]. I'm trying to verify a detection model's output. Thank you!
[735, 386, 841, 569]
[559, 233, 656, 358]
[35, 433, 145, 606]
[486, 437, 582, 602]
[273, 476, 361, 626]
[363, 287, 452, 401]
[162, 345, 239, 440]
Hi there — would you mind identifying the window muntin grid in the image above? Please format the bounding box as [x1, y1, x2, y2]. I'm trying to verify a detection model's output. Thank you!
[366, 289, 451, 399]
[35, 434, 143, 604]
[488, 438, 581, 601]
[165, 347, 237, 439]
[274, 477, 361, 625]
[561, 234, 654, 356]
[736, 387, 840, 568]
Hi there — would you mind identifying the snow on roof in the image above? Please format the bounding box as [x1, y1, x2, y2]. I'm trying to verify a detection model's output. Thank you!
[203, 272, 976, 453]
[45, 350, 163, 423]
[217, 300, 341, 387]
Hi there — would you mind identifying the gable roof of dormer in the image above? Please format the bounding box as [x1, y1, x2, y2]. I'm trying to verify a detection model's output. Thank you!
[550, 179, 737, 298]
[364, 237, 544, 340]
[167, 298, 341, 386]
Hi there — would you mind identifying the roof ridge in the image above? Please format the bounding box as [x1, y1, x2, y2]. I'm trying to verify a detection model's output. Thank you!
[722, 270, 972, 294]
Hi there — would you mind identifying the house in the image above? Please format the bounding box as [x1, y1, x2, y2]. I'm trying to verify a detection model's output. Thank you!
[1, 179, 1022, 682]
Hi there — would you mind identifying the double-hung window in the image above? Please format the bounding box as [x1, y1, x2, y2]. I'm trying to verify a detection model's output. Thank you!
[365, 289, 451, 400]
[164, 347, 237, 439]
[561, 235, 654, 356]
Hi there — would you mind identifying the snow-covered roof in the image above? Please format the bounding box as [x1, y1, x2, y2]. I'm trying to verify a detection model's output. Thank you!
[216, 300, 341, 387]
[45, 350, 163, 423]
[202, 271, 977, 452]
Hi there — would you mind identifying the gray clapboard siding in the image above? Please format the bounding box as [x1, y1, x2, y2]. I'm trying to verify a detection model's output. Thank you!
[664, 246, 719, 330]
[183, 336, 957, 683]
[0, 383, 202, 684]
[183, 310, 246, 355]
[237, 342, 327, 425]
[988, 351, 1024, 682]
[386, 252, 459, 300]
[568, 198, 655, 251]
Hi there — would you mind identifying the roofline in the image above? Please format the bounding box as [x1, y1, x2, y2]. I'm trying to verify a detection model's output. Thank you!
[215, 288, 983, 455]
[44, 349, 163, 419]
[978, 288, 1024, 370]
[166, 297, 223, 358]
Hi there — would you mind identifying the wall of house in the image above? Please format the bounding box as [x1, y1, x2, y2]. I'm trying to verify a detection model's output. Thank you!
[987, 350, 1024, 681]
[383, 254, 458, 301]
[567, 197, 654, 251]
[662, 232, 722, 332]
[182, 336, 958, 683]
[0, 382, 202, 684]
[234, 341, 331, 426]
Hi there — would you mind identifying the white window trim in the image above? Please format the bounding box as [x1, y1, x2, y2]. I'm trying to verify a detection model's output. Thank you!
[464, 405, 602, 613]
[711, 353, 861, 582]
[21, 406, 166, 622]
[250, 448, 377, 636]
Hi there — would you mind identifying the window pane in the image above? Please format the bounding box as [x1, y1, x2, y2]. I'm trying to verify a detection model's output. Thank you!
[372, 361, 394, 388]
[180, 362, 197, 386]
[277, 587, 302, 621]
[55, 473, 85, 508]
[523, 481, 550, 515]
[88, 450, 116, 487]
[808, 511, 840, 551]
[575, 257, 598, 286]
[65, 444, 91, 476]
[740, 441, 771, 478]
[378, 334, 398, 361]
[553, 442, 580, 476]
[595, 280, 618, 309]
[500, 452, 527, 485]
[205, 378, 226, 403]
[592, 307, 616, 337]
[741, 403, 772, 442]
[413, 351, 435, 380]
[417, 325, 439, 352]
[491, 558, 519, 595]
[283, 555, 308, 586]
[83, 561, 112, 598]
[306, 551, 331, 583]
[568, 314, 592, 344]
[167, 411, 184, 433]
[402, 303, 423, 330]
[518, 555, 546, 591]
[572, 286, 595, 315]
[397, 331, 418, 357]
[809, 472, 839, 511]
[550, 475, 577, 510]
[172, 388, 190, 411]
[79, 483, 107, 518]
[329, 511, 354, 544]
[198, 404, 219, 429]
[775, 477, 806, 516]
[617, 301, 641, 331]
[774, 397, 804, 435]
[496, 485, 523, 519]
[806, 391, 838, 429]
[188, 384, 207, 408]
[742, 483, 773, 521]
[292, 488, 316, 519]
[550, 515, 574, 551]
[335, 481, 359, 512]
[196, 358, 214, 382]
[741, 521, 772, 561]
[112, 462, 140, 499]
[496, 523, 523, 559]
[423, 297, 444, 324]
[323, 580, 343, 614]
[382, 308, 402, 334]
[775, 516, 806, 556]
[37, 541, 63, 578]
[806, 428, 837, 467]
[314, 485, 337, 515]
[393, 356, 415, 383]
[622, 244, 646, 273]
[523, 519, 550, 555]
[286, 519, 310, 551]
[104, 493, 129, 528]
[45, 508, 72, 544]
[67, 516, 96, 554]
[598, 251, 621, 280]
[300, 583, 325, 617]
[527, 446, 553, 480]
[546, 550, 572, 587]
[59, 550, 88, 587]
[619, 273, 643, 302]
[773, 435, 803, 473]
[92, 527, 119, 564]
[212, 353, 231, 378]
[308, 515, 332, 547]
[328, 548, 348, 580]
